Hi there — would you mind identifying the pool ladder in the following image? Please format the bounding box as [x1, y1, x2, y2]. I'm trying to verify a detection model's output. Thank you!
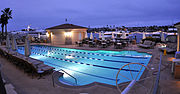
[52, 69, 77, 87]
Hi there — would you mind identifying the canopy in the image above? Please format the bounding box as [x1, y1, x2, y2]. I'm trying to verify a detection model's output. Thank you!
[112, 32, 115, 39]
[85, 32, 88, 38]
[142, 32, 146, 39]
[121, 32, 127, 39]
[161, 32, 165, 42]
[12, 35, 17, 51]
[79, 33, 81, 40]
[99, 32, 102, 39]
[6, 35, 11, 49]
[102, 32, 105, 40]
[90, 32, 93, 39]
[25, 34, 31, 57]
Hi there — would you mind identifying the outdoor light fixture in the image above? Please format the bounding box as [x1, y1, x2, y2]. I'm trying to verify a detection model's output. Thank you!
[46, 32, 49, 37]
[65, 56, 73, 59]
[64, 32, 72, 37]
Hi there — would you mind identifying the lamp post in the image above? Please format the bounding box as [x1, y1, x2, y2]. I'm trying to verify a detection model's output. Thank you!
[175, 23, 180, 52]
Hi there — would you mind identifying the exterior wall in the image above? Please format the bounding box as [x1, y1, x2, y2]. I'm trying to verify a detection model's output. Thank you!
[71, 29, 86, 44]
[46, 29, 87, 45]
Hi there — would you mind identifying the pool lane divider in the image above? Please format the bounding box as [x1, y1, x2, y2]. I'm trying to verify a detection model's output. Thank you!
[29, 51, 140, 72]
[29, 47, 145, 64]
[33, 46, 150, 59]
[45, 61, 120, 82]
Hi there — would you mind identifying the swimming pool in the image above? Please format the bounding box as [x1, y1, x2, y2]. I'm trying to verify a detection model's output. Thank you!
[17, 45, 152, 86]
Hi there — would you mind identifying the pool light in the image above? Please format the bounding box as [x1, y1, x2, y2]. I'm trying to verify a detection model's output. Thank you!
[66, 56, 74, 59]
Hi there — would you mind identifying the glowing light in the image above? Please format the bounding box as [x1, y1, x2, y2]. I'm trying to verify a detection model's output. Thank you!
[47, 51, 50, 55]
[65, 56, 74, 59]
[46, 32, 49, 37]
[168, 57, 176, 61]
[64, 32, 72, 37]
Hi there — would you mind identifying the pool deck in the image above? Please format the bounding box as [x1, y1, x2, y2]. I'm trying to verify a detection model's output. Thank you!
[0, 43, 180, 94]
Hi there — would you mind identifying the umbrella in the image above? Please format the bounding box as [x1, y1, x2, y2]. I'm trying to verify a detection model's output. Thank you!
[102, 32, 105, 40]
[99, 32, 102, 39]
[112, 32, 115, 39]
[11, 35, 17, 51]
[79, 33, 81, 40]
[38, 33, 40, 39]
[161, 32, 165, 42]
[142, 32, 146, 39]
[6, 35, 11, 49]
[85, 32, 88, 38]
[25, 34, 31, 57]
[121, 31, 127, 39]
[90, 32, 93, 39]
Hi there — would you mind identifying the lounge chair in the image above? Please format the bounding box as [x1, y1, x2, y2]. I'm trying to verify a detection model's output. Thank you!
[114, 42, 122, 49]
[159, 43, 177, 53]
[137, 40, 155, 48]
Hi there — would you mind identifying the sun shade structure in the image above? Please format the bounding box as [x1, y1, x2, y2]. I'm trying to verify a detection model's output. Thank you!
[99, 32, 102, 39]
[90, 32, 93, 39]
[25, 34, 31, 57]
[102, 32, 105, 40]
[79, 33, 81, 40]
[11, 35, 17, 51]
[6, 35, 11, 49]
[121, 31, 127, 39]
[161, 32, 165, 42]
[85, 31, 88, 38]
[46, 24, 87, 45]
[112, 32, 115, 39]
[142, 32, 146, 39]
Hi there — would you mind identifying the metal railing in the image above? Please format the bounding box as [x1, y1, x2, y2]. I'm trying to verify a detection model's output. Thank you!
[59, 69, 77, 85]
[52, 69, 77, 87]
[152, 53, 162, 94]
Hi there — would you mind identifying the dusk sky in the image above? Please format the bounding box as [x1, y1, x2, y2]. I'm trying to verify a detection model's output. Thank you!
[0, 0, 180, 31]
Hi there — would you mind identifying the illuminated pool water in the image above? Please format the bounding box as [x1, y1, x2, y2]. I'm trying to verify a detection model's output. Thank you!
[17, 45, 152, 86]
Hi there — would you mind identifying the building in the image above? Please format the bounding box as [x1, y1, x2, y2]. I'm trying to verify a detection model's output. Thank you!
[174, 22, 180, 51]
[46, 24, 88, 45]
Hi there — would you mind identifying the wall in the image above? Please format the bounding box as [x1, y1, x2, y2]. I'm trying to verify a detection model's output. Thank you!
[47, 29, 87, 45]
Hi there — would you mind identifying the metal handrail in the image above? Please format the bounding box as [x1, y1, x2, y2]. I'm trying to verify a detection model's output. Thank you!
[59, 69, 77, 85]
[52, 69, 77, 87]
[152, 53, 162, 94]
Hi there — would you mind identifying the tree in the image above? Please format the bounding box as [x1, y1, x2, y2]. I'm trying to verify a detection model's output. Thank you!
[1, 8, 12, 38]
[0, 14, 5, 39]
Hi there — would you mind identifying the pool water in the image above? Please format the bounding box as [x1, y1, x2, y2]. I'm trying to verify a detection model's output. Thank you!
[17, 45, 152, 86]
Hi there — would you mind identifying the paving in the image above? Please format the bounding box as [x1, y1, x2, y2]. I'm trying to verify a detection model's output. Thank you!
[0, 44, 180, 94]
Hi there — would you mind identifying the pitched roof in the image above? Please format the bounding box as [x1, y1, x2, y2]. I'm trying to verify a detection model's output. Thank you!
[46, 24, 87, 30]
[174, 22, 180, 26]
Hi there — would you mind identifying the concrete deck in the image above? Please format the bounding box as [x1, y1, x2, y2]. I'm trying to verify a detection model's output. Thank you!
[0, 44, 180, 94]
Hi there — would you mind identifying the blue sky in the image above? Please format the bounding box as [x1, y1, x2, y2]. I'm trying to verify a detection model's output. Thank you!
[0, 0, 180, 31]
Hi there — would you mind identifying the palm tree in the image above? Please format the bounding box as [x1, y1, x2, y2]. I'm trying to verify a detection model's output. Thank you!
[1, 8, 12, 38]
[0, 14, 5, 39]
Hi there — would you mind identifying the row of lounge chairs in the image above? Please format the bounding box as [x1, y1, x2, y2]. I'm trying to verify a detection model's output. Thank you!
[159, 43, 177, 53]
[0, 47, 54, 78]
[76, 38, 130, 49]
[137, 40, 155, 49]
